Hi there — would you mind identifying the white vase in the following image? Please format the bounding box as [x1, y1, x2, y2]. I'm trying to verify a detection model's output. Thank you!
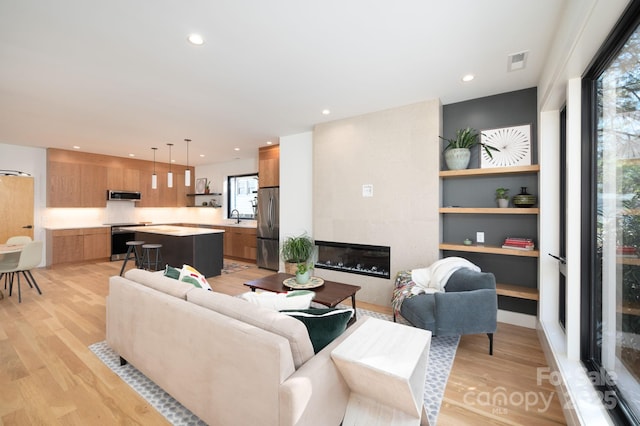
[497, 198, 509, 208]
[295, 270, 310, 284]
[444, 148, 471, 170]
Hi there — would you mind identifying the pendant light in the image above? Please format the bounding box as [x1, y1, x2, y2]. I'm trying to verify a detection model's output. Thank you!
[167, 143, 174, 188]
[151, 147, 158, 189]
[184, 138, 191, 187]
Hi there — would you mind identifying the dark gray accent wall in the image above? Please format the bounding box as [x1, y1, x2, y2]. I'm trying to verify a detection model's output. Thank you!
[442, 87, 538, 316]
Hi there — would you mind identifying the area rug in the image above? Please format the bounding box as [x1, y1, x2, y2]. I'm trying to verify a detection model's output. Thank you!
[221, 262, 251, 274]
[89, 308, 458, 425]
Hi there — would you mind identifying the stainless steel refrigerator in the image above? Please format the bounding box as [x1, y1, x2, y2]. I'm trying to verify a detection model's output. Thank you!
[256, 187, 280, 270]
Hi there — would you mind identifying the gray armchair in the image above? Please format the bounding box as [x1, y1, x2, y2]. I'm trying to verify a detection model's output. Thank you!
[393, 268, 497, 354]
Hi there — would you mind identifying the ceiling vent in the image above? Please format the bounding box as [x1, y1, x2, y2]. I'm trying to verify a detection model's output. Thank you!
[507, 50, 529, 72]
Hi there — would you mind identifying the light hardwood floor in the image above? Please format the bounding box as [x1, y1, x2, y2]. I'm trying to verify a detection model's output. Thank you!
[0, 260, 566, 425]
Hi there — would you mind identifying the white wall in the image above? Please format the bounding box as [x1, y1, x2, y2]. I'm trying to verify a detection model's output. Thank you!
[313, 100, 442, 306]
[537, 0, 631, 424]
[279, 132, 313, 270]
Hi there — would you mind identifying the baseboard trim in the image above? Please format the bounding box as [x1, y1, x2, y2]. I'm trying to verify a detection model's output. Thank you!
[497, 309, 537, 328]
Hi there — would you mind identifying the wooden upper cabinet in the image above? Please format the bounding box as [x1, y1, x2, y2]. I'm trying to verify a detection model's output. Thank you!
[81, 164, 107, 207]
[48, 160, 82, 207]
[259, 145, 280, 188]
[47, 148, 194, 208]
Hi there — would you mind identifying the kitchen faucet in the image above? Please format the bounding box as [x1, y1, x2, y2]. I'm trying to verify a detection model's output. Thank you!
[230, 209, 241, 224]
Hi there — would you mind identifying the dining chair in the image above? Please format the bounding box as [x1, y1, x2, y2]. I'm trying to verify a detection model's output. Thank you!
[6, 236, 33, 245]
[0, 240, 43, 303]
[0, 235, 33, 272]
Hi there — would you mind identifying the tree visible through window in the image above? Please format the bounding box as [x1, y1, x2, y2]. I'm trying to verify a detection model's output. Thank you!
[227, 173, 258, 219]
[583, 6, 640, 423]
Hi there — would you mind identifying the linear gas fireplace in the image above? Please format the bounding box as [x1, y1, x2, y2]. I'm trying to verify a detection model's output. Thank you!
[315, 241, 390, 279]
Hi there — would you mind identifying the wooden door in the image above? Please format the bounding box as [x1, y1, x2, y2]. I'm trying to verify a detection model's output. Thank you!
[0, 175, 35, 242]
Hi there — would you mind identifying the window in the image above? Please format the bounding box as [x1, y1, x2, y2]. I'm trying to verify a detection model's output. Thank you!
[583, 2, 640, 423]
[227, 173, 258, 219]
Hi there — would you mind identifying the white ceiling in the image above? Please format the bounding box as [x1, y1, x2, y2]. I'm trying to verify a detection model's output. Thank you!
[0, 0, 566, 165]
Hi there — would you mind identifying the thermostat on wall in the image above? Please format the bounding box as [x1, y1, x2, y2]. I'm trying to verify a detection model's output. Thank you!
[362, 184, 373, 197]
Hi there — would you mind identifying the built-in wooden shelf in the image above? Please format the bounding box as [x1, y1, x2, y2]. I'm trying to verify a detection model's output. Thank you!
[439, 164, 540, 178]
[496, 283, 539, 301]
[619, 302, 640, 317]
[440, 207, 539, 214]
[439, 243, 540, 257]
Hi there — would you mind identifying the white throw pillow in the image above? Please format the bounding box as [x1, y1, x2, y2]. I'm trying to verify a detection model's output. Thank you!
[240, 290, 315, 310]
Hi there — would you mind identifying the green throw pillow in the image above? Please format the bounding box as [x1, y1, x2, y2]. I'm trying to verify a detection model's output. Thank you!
[280, 308, 354, 353]
[164, 265, 181, 280]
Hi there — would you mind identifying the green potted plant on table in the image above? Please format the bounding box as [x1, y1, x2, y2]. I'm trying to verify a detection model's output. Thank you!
[440, 127, 499, 170]
[281, 233, 315, 284]
[495, 187, 510, 208]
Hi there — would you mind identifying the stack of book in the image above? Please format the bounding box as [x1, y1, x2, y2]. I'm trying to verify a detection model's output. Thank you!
[502, 237, 535, 251]
[617, 246, 638, 258]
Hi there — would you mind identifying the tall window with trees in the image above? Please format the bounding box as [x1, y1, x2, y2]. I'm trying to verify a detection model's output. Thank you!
[583, 2, 640, 423]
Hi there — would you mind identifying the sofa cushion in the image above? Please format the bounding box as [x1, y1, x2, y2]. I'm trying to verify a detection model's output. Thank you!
[239, 290, 315, 310]
[124, 268, 194, 299]
[280, 308, 354, 353]
[186, 289, 315, 368]
[400, 293, 436, 331]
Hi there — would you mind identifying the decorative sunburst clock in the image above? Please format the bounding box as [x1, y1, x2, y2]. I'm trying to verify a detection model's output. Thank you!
[480, 124, 531, 168]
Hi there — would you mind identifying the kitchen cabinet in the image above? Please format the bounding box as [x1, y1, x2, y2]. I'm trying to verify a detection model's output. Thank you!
[258, 145, 279, 188]
[82, 227, 110, 260]
[440, 165, 540, 304]
[47, 148, 193, 208]
[214, 226, 257, 261]
[48, 161, 82, 207]
[46, 227, 110, 265]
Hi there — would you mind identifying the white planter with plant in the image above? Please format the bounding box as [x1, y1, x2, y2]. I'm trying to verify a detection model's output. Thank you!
[440, 127, 498, 170]
[495, 187, 509, 208]
[281, 234, 315, 284]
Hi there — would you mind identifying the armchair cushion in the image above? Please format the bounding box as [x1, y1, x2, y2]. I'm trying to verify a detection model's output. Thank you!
[397, 267, 497, 337]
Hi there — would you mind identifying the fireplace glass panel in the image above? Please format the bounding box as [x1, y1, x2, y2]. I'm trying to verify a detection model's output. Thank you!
[315, 241, 390, 278]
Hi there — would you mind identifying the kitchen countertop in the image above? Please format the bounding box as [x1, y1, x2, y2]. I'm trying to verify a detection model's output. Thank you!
[128, 225, 225, 237]
[211, 221, 257, 229]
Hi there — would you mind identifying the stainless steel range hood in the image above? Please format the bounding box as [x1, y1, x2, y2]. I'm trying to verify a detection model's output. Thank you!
[107, 190, 141, 201]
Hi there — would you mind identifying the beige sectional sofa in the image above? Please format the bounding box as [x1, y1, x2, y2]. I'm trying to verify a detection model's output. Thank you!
[106, 269, 368, 426]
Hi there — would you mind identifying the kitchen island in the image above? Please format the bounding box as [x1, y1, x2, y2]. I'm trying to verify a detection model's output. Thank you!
[127, 225, 224, 277]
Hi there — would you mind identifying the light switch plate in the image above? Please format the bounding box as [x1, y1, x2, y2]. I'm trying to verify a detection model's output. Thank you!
[476, 232, 485, 244]
[362, 184, 373, 197]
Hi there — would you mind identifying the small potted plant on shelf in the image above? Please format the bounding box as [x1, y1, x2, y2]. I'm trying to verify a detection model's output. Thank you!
[204, 179, 211, 194]
[440, 127, 499, 170]
[495, 187, 510, 208]
[281, 233, 315, 284]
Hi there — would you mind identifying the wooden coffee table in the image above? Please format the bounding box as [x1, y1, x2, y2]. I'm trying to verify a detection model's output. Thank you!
[244, 273, 362, 319]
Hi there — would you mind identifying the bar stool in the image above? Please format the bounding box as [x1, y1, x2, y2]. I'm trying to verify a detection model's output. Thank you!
[119, 241, 145, 276]
[141, 243, 163, 271]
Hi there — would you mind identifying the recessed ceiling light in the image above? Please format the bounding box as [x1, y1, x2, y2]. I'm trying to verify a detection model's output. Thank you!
[200, 154, 205, 157]
[462, 74, 475, 82]
[129, 153, 135, 157]
[322, 109, 331, 115]
[73, 145, 80, 149]
[187, 34, 204, 45]
[266, 140, 272, 145]
[234, 147, 240, 151]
